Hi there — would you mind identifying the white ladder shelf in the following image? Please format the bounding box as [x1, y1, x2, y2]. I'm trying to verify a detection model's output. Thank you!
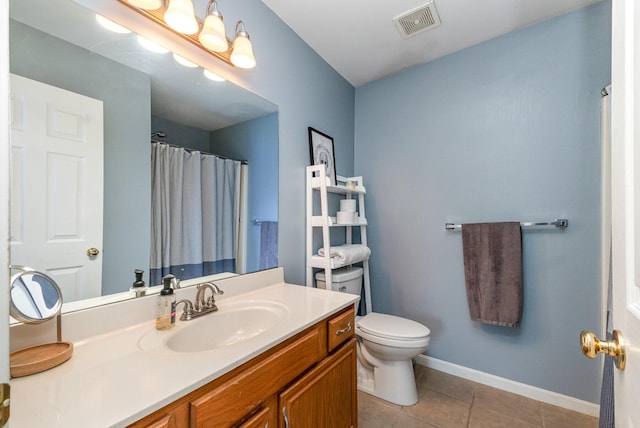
[305, 165, 372, 313]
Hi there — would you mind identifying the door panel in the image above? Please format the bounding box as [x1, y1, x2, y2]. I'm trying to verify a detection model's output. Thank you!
[610, 0, 640, 424]
[9, 74, 103, 302]
[1, 5, 10, 426]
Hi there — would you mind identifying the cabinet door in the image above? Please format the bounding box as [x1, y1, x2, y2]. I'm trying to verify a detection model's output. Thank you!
[279, 339, 357, 428]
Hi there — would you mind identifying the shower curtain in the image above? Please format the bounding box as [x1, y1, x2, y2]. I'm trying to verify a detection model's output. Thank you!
[150, 142, 242, 285]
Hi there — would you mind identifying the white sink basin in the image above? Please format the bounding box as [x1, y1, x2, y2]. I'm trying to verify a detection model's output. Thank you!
[138, 300, 290, 354]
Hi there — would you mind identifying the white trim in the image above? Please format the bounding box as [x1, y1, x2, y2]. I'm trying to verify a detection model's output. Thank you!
[414, 355, 600, 417]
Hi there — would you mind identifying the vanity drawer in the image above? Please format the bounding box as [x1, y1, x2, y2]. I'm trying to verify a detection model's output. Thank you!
[237, 396, 277, 428]
[132, 403, 188, 428]
[327, 307, 355, 352]
[190, 324, 326, 427]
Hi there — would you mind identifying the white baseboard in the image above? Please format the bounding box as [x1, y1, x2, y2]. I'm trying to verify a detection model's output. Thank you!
[414, 355, 600, 417]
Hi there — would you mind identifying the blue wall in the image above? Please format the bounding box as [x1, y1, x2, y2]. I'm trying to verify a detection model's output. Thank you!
[354, 2, 610, 403]
[151, 115, 211, 152]
[210, 113, 279, 273]
[195, 0, 356, 286]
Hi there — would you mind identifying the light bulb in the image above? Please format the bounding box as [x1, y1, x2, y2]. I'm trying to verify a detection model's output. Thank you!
[230, 33, 256, 69]
[199, 13, 228, 52]
[203, 69, 226, 82]
[95, 15, 131, 34]
[173, 53, 198, 68]
[137, 36, 169, 53]
[126, 0, 161, 9]
[164, 0, 199, 35]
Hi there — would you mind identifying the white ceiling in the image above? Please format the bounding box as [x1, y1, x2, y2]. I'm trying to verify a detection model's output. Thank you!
[262, 0, 603, 87]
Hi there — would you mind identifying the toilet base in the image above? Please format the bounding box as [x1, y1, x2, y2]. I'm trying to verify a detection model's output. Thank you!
[356, 358, 419, 406]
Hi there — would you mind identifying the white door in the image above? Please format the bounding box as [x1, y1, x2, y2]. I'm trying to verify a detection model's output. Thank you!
[1, 5, 10, 427]
[9, 74, 104, 302]
[610, 0, 640, 424]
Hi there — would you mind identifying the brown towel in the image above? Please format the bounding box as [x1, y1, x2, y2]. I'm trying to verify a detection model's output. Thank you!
[462, 222, 523, 327]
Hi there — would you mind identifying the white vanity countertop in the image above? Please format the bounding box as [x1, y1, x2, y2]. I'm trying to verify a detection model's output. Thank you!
[9, 273, 358, 427]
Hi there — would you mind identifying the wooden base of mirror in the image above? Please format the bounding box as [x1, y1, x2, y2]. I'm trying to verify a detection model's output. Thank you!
[10, 342, 73, 378]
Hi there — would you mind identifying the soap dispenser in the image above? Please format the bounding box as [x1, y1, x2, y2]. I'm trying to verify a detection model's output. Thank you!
[130, 269, 147, 298]
[156, 275, 177, 330]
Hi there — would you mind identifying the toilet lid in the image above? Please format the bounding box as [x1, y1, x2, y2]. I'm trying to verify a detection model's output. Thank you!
[357, 312, 430, 340]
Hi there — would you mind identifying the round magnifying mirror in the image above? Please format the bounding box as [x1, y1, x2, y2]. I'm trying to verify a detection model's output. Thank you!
[10, 269, 62, 323]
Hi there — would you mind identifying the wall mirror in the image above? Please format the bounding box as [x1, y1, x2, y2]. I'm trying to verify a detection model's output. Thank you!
[8, 0, 279, 313]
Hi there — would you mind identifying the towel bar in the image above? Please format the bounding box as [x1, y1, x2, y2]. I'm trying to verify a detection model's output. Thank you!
[444, 218, 568, 231]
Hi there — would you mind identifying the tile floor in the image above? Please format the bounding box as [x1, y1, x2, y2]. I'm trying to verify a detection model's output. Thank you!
[358, 365, 599, 428]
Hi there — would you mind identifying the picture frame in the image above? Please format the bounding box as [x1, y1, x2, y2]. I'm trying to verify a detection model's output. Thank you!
[308, 127, 337, 186]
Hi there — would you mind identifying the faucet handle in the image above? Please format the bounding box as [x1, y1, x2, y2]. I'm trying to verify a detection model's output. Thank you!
[172, 278, 181, 289]
[176, 299, 194, 321]
[205, 297, 219, 311]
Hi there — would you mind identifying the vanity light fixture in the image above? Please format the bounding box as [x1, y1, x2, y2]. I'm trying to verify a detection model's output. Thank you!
[137, 35, 169, 53]
[199, 0, 228, 52]
[95, 14, 131, 34]
[173, 53, 198, 67]
[126, 0, 162, 9]
[164, 0, 199, 35]
[229, 21, 255, 69]
[203, 69, 226, 81]
[119, 0, 256, 69]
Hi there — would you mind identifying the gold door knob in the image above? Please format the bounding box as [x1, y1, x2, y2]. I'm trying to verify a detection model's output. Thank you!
[580, 329, 626, 370]
[86, 248, 100, 257]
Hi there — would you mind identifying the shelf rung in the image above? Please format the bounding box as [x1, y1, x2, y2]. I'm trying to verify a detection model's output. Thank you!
[311, 216, 368, 227]
[310, 177, 366, 194]
[308, 255, 370, 269]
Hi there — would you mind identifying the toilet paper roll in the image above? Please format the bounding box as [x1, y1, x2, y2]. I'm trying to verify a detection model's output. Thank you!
[336, 211, 355, 224]
[340, 199, 356, 212]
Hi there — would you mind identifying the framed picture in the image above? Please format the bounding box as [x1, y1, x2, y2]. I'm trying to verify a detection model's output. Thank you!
[308, 127, 337, 186]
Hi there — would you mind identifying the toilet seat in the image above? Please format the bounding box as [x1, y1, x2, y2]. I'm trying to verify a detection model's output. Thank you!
[356, 312, 430, 348]
[358, 312, 430, 340]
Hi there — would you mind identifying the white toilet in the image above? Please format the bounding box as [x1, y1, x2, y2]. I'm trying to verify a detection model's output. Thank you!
[316, 267, 431, 406]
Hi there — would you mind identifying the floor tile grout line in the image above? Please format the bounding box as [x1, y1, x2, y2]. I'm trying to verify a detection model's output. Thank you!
[466, 394, 475, 428]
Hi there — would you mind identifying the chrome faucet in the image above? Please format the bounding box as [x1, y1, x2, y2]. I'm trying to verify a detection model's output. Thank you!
[175, 282, 224, 321]
[194, 282, 224, 312]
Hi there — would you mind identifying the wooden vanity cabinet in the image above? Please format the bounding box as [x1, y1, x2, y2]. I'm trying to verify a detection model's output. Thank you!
[129, 306, 355, 428]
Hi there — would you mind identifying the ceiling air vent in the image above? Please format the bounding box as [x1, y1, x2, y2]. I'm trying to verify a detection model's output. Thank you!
[393, 1, 441, 39]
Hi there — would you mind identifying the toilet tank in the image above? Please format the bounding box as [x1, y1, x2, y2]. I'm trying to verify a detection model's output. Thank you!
[315, 267, 363, 295]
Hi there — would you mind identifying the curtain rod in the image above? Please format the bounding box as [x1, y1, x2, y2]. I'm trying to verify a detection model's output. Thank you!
[151, 140, 248, 165]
